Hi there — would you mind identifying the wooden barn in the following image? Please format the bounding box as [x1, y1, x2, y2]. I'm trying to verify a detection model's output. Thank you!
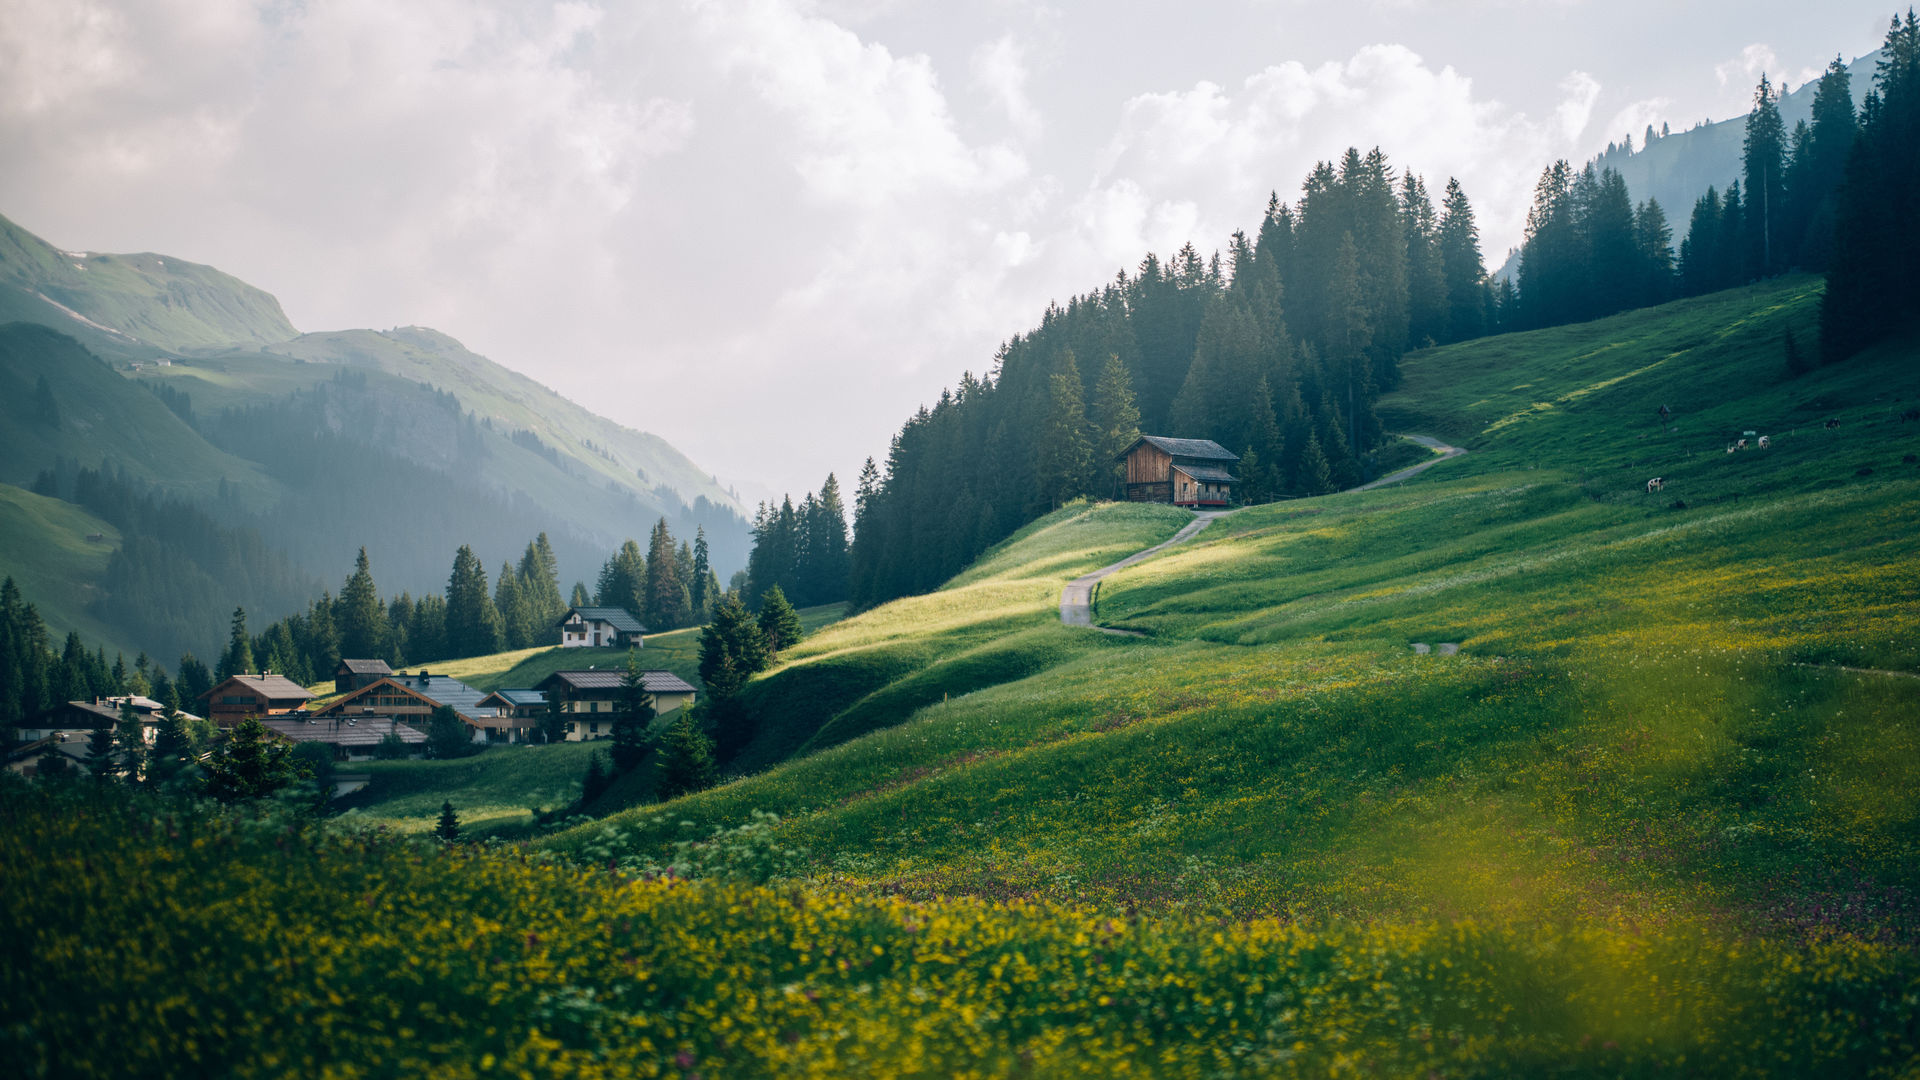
[1117, 436, 1239, 507]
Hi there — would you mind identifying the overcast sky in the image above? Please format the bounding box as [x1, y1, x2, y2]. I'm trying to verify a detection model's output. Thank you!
[0, 1, 1895, 505]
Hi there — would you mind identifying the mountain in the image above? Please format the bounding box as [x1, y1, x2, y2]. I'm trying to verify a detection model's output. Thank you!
[1494, 48, 1882, 280]
[0, 211, 750, 663]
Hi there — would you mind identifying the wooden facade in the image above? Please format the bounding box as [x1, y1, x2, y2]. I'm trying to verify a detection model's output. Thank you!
[1118, 436, 1238, 507]
[199, 674, 314, 726]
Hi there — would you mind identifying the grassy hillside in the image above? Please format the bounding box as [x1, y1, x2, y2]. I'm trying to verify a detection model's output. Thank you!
[0, 322, 278, 504]
[543, 279, 1920, 947]
[0, 482, 136, 654]
[0, 212, 297, 350]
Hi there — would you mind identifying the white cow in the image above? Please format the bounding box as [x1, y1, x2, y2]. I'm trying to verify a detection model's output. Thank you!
[1647, 477, 1664, 493]
[1757, 435, 1771, 449]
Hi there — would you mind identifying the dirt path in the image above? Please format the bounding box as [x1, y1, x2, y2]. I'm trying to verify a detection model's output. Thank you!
[1060, 433, 1465, 632]
[1353, 434, 1466, 491]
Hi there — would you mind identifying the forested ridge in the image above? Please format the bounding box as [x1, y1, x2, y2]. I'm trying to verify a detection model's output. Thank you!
[844, 13, 1920, 612]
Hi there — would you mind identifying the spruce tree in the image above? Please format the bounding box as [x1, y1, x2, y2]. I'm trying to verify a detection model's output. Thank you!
[1743, 74, 1788, 275]
[112, 698, 146, 782]
[570, 582, 591, 608]
[1436, 178, 1488, 342]
[756, 585, 803, 654]
[655, 711, 716, 800]
[337, 547, 386, 660]
[445, 545, 499, 659]
[202, 717, 308, 803]
[1034, 351, 1093, 508]
[426, 704, 471, 759]
[644, 518, 689, 631]
[611, 650, 656, 773]
[435, 801, 461, 842]
[691, 528, 713, 616]
[217, 608, 253, 681]
[582, 750, 611, 803]
[1090, 353, 1142, 495]
[542, 687, 569, 745]
[493, 561, 530, 650]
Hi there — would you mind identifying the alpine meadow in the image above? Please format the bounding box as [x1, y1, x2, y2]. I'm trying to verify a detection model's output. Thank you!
[4, 5, 1920, 1078]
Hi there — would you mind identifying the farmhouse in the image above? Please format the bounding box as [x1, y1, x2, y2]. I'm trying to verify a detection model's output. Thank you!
[532, 669, 698, 741]
[479, 688, 548, 719]
[318, 670, 494, 742]
[1117, 436, 1239, 507]
[333, 658, 393, 694]
[24, 695, 205, 742]
[199, 674, 315, 726]
[556, 606, 647, 649]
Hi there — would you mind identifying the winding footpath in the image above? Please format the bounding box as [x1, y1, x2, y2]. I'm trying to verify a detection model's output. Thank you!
[1060, 434, 1465, 633]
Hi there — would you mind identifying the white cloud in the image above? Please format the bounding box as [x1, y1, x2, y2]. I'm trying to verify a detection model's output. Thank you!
[1077, 45, 1608, 270]
[971, 35, 1044, 141]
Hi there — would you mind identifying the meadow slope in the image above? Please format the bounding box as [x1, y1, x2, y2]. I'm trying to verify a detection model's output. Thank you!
[548, 277, 1920, 942]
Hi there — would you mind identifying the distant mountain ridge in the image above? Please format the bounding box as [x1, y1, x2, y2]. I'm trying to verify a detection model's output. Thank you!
[1494, 48, 1882, 280]
[0, 211, 750, 663]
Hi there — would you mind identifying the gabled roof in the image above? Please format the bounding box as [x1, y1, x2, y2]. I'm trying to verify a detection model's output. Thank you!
[556, 606, 647, 634]
[336, 658, 394, 676]
[1171, 463, 1238, 483]
[320, 672, 489, 723]
[1117, 435, 1240, 462]
[535, 669, 698, 695]
[200, 674, 315, 703]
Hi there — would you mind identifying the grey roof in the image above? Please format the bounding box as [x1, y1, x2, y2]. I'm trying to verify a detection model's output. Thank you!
[1120, 436, 1240, 462]
[536, 669, 697, 695]
[556, 606, 648, 634]
[1171, 463, 1238, 483]
[336, 658, 394, 676]
[261, 716, 426, 748]
[202, 674, 314, 702]
[488, 689, 550, 706]
[386, 674, 491, 722]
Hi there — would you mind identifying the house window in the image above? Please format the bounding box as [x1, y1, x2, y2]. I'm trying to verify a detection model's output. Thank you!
[566, 721, 576, 733]
[588, 721, 600, 735]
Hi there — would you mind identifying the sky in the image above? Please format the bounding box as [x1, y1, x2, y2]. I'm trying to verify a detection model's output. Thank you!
[0, 0, 1897, 506]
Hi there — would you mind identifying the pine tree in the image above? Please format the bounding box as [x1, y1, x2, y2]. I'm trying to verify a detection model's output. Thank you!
[435, 801, 461, 842]
[1035, 351, 1093, 508]
[445, 545, 499, 659]
[542, 687, 569, 745]
[644, 518, 690, 631]
[691, 528, 713, 616]
[202, 717, 308, 802]
[1298, 432, 1334, 495]
[1436, 178, 1488, 342]
[1743, 74, 1788, 276]
[427, 704, 471, 759]
[611, 650, 656, 773]
[700, 591, 768, 700]
[570, 582, 591, 607]
[337, 547, 386, 660]
[493, 561, 531, 650]
[757, 585, 804, 654]
[597, 539, 647, 615]
[217, 607, 253, 681]
[1401, 173, 1448, 347]
[112, 698, 146, 781]
[1090, 353, 1142, 496]
[655, 711, 716, 800]
[582, 750, 611, 803]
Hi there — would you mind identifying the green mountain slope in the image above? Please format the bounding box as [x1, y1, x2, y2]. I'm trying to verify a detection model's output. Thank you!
[0, 322, 277, 504]
[0, 213, 297, 350]
[0, 482, 134, 655]
[544, 277, 1920, 946]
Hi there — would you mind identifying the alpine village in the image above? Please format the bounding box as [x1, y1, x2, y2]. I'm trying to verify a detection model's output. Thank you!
[4, 8, 1920, 1078]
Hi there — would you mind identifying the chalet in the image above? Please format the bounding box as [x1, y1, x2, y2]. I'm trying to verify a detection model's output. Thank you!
[24, 695, 205, 742]
[532, 669, 698, 741]
[1117, 436, 1239, 508]
[5, 735, 90, 778]
[260, 715, 427, 760]
[334, 658, 394, 694]
[556, 606, 647, 649]
[199, 674, 315, 726]
[475, 689, 549, 744]
[318, 670, 491, 741]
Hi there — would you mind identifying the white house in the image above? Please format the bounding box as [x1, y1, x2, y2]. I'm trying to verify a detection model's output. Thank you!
[555, 606, 647, 649]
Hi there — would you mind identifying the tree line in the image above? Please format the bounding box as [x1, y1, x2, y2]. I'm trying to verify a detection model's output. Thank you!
[742, 474, 850, 609]
[1823, 12, 1920, 361]
[846, 148, 1495, 608]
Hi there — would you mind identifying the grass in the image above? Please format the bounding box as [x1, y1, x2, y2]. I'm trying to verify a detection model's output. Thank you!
[0, 482, 138, 655]
[331, 740, 602, 836]
[544, 279, 1920, 945]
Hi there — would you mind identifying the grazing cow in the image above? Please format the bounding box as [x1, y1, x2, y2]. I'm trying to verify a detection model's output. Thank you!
[1735, 438, 1748, 450]
[1647, 477, 1664, 493]
[1727, 444, 1738, 454]
[1826, 418, 1842, 430]
[1757, 435, 1771, 449]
